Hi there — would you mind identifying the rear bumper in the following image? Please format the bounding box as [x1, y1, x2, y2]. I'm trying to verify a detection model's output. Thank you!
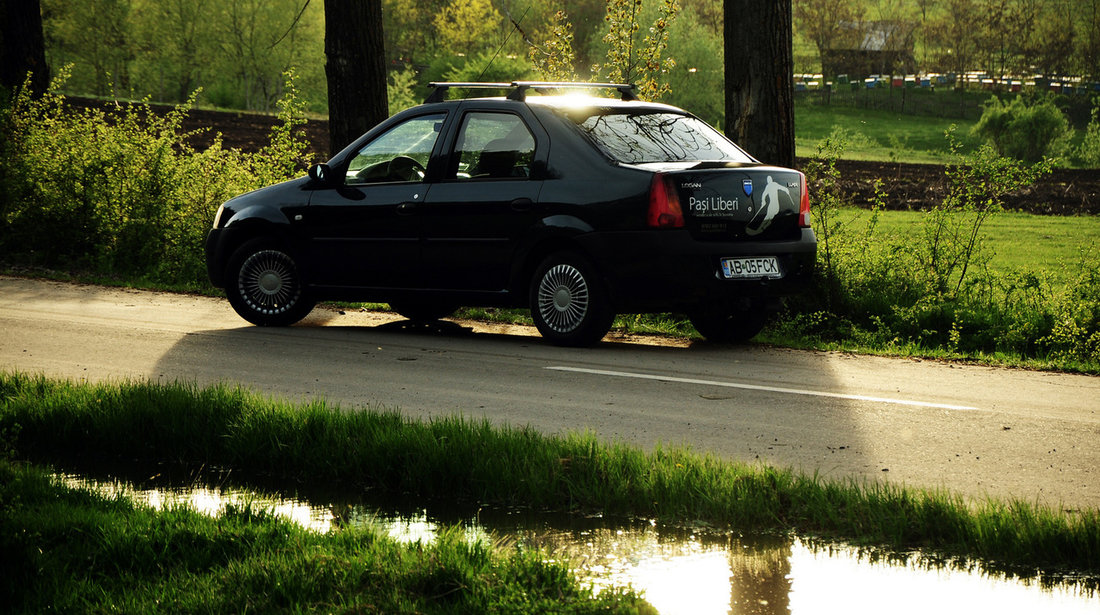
[576, 227, 817, 311]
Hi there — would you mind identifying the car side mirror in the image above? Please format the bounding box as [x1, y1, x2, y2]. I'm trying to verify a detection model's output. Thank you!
[308, 163, 334, 185]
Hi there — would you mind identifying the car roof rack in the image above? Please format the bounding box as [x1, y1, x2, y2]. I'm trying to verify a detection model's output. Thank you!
[424, 82, 513, 104]
[424, 81, 638, 104]
[507, 81, 638, 102]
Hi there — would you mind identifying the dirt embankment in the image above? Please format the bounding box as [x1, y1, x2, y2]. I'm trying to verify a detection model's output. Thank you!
[816, 158, 1100, 216]
[69, 97, 1100, 215]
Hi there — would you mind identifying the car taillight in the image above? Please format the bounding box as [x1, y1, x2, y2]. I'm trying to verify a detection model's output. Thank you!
[798, 171, 811, 228]
[647, 172, 684, 228]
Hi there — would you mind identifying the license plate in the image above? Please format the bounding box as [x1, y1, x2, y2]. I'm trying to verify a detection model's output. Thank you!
[720, 256, 783, 279]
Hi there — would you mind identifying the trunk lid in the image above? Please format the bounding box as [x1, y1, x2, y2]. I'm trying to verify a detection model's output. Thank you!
[654, 164, 806, 241]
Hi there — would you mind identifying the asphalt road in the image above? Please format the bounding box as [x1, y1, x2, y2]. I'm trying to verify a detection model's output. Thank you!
[2, 276, 1097, 511]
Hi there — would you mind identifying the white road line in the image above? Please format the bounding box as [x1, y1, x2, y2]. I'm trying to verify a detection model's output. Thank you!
[544, 366, 979, 411]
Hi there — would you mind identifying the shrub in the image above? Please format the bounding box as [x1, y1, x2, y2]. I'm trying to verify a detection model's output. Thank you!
[1074, 101, 1100, 167]
[971, 95, 1073, 163]
[786, 130, 1098, 368]
[0, 68, 312, 288]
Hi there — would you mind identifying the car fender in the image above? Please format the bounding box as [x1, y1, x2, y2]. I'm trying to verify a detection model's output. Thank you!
[222, 204, 292, 229]
[507, 215, 599, 295]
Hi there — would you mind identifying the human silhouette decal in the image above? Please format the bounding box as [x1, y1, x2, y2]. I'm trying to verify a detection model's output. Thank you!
[745, 175, 789, 236]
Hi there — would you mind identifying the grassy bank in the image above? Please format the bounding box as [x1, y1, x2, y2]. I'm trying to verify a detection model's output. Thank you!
[0, 462, 649, 613]
[2, 373, 1097, 577]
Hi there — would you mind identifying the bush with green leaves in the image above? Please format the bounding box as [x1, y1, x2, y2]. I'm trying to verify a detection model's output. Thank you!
[787, 129, 1098, 368]
[0, 69, 312, 288]
[1074, 101, 1100, 167]
[971, 95, 1073, 163]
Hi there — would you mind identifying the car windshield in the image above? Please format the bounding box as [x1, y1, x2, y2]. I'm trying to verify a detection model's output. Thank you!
[570, 111, 753, 164]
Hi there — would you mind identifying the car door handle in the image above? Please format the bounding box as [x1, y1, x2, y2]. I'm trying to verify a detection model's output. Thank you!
[510, 198, 534, 211]
[397, 202, 417, 215]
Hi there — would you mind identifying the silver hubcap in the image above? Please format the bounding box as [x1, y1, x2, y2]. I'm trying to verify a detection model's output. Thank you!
[238, 250, 300, 315]
[537, 264, 589, 333]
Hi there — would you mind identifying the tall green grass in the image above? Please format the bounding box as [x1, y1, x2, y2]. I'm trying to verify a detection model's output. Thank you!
[2, 372, 1097, 574]
[782, 135, 1100, 372]
[0, 462, 649, 613]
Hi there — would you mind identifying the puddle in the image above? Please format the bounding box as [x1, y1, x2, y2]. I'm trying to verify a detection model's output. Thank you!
[58, 472, 1098, 615]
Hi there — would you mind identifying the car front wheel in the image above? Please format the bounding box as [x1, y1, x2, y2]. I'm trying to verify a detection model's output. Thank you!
[225, 240, 315, 326]
[529, 252, 614, 347]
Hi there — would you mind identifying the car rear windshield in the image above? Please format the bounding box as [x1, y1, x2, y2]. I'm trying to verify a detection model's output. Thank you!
[569, 111, 753, 165]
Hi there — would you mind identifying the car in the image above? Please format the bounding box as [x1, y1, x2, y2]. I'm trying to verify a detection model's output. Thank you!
[205, 81, 816, 346]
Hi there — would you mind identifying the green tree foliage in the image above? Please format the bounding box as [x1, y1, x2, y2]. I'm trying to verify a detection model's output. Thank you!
[433, 0, 505, 58]
[793, 0, 866, 66]
[41, 0, 133, 96]
[384, 0, 449, 64]
[529, 10, 578, 81]
[207, 0, 325, 112]
[129, 0, 212, 103]
[661, 6, 723, 125]
[526, 1, 682, 101]
[439, 52, 533, 85]
[593, 0, 680, 100]
[921, 0, 984, 75]
[1084, 0, 1100, 79]
[41, 0, 325, 112]
[971, 95, 1074, 162]
[387, 67, 421, 114]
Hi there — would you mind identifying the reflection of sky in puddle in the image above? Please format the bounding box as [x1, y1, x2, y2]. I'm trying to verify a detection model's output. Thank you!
[60, 475, 1098, 615]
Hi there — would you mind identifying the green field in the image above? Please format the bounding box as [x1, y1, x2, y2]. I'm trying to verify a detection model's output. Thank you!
[794, 103, 979, 163]
[833, 208, 1100, 289]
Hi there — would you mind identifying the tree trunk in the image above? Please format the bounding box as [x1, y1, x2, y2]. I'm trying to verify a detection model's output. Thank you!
[0, 0, 50, 98]
[723, 0, 796, 168]
[324, 0, 388, 157]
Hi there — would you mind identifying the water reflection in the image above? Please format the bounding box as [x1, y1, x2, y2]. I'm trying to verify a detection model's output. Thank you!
[58, 472, 1097, 615]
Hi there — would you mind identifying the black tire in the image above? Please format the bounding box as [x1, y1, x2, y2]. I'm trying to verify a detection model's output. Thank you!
[529, 251, 614, 347]
[687, 301, 770, 343]
[389, 301, 457, 322]
[224, 240, 315, 326]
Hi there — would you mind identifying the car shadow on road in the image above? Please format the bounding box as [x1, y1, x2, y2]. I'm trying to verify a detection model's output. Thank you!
[150, 315, 866, 487]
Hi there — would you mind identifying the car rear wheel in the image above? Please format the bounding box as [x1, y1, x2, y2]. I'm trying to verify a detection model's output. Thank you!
[529, 252, 614, 347]
[225, 240, 315, 326]
[688, 301, 771, 343]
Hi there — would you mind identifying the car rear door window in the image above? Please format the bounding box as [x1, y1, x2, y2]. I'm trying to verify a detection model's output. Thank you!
[347, 113, 446, 184]
[451, 112, 536, 180]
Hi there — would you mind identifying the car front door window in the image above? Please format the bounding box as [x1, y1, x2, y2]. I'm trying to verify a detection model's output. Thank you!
[347, 113, 446, 184]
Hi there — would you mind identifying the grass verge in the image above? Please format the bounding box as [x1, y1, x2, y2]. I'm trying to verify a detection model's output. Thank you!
[0, 462, 649, 614]
[2, 372, 1097, 578]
